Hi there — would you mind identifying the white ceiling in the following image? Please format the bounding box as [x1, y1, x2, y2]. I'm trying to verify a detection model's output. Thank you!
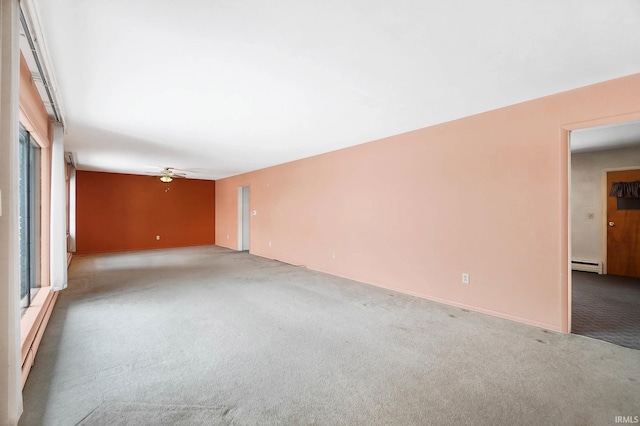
[571, 120, 640, 154]
[29, 0, 640, 180]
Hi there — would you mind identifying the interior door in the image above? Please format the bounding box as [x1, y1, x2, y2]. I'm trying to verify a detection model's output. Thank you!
[607, 169, 640, 277]
[237, 186, 250, 251]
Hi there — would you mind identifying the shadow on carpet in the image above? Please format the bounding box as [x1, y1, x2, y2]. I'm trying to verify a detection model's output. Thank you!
[77, 402, 234, 426]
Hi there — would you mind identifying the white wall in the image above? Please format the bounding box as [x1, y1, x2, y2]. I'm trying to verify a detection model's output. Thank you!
[237, 186, 250, 250]
[0, 0, 24, 422]
[571, 145, 640, 262]
[242, 186, 250, 250]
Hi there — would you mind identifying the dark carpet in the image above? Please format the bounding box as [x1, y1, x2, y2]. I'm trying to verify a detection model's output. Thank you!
[572, 271, 640, 350]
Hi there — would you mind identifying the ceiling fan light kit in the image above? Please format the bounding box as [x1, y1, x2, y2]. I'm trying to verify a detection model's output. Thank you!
[157, 167, 186, 183]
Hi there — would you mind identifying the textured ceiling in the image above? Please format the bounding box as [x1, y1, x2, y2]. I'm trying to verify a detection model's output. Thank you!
[31, 0, 640, 180]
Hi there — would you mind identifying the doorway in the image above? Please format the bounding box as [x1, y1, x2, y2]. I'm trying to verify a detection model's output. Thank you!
[569, 119, 640, 349]
[238, 186, 250, 251]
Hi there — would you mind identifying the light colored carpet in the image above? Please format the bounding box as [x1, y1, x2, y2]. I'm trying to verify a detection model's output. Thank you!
[20, 246, 640, 425]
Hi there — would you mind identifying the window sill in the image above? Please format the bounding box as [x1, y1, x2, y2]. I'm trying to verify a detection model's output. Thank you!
[20, 285, 58, 387]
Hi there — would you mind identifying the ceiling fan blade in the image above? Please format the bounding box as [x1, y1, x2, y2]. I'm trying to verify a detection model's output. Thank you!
[140, 166, 192, 180]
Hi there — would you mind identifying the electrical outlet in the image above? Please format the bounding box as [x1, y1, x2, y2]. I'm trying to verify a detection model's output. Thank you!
[332, 252, 336, 259]
[156, 235, 160, 240]
[268, 241, 272, 247]
[462, 273, 470, 284]
[226, 234, 229, 239]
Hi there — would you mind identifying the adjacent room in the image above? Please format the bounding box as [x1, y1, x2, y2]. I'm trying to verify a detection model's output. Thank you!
[570, 121, 640, 350]
[1, 1, 639, 424]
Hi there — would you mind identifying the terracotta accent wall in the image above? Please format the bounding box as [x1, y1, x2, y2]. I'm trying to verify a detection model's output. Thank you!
[215, 73, 640, 333]
[77, 171, 215, 254]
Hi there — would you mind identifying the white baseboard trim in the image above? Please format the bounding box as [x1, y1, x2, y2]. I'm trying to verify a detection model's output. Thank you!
[571, 259, 603, 274]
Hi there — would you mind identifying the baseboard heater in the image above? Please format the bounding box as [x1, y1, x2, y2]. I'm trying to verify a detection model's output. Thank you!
[571, 259, 603, 274]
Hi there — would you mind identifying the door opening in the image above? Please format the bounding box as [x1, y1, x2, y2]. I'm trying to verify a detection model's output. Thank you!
[568, 118, 640, 349]
[238, 186, 250, 251]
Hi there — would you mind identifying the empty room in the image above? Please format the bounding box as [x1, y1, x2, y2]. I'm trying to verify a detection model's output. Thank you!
[1, 1, 640, 425]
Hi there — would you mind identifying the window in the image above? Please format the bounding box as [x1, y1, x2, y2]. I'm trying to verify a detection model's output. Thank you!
[616, 197, 640, 210]
[19, 125, 41, 309]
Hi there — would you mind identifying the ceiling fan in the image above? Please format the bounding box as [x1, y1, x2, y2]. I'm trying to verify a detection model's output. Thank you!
[158, 167, 186, 183]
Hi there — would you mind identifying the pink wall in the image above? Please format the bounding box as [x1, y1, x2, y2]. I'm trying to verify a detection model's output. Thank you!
[18, 52, 57, 389]
[19, 54, 49, 145]
[215, 74, 640, 332]
[19, 53, 52, 287]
